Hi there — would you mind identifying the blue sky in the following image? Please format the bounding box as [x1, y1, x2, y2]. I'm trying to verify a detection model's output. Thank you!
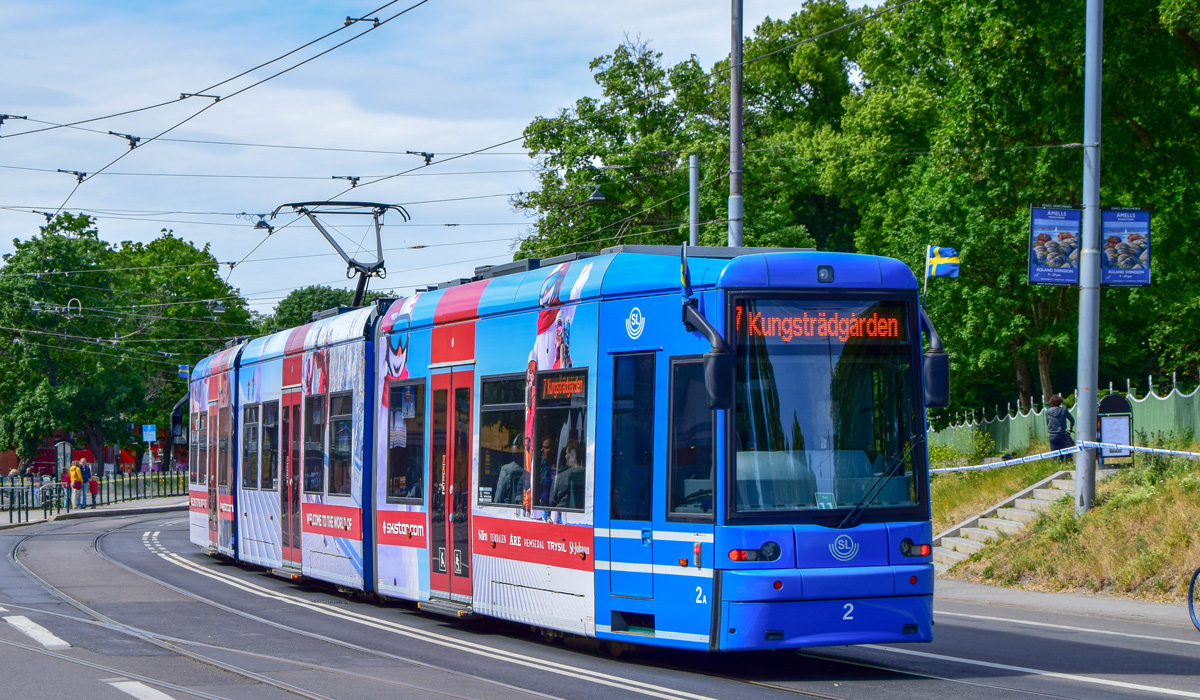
[0, 1, 859, 314]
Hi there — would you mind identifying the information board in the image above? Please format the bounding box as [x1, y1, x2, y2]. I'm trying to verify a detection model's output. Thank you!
[142, 424, 156, 443]
[1101, 208, 1151, 286]
[1029, 206, 1081, 286]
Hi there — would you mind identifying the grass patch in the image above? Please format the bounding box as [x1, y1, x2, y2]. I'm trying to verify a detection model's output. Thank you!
[931, 457, 1064, 534]
[948, 446, 1200, 602]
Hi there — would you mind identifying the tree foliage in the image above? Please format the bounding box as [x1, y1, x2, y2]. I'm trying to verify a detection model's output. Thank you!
[263, 284, 394, 333]
[0, 215, 250, 466]
[513, 0, 1200, 420]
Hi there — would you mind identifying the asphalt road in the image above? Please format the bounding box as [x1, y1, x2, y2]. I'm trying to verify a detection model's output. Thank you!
[0, 511, 1195, 700]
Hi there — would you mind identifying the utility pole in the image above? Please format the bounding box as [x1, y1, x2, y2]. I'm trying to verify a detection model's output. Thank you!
[1074, 0, 1103, 514]
[689, 154, 699, 246]
[728, 0, 744, 248]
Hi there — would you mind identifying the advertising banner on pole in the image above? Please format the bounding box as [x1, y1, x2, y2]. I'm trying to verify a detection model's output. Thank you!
[1100, 208, 1150, 286]
[1028, 206, 1081, 286]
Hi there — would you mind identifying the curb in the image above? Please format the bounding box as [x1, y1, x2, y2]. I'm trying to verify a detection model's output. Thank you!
[52, 503, 188, 521]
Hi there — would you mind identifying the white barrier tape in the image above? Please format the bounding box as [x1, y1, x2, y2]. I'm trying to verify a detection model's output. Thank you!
[1079, 441, 1200, 459]
[930, 446, 1079, 474]
[931, 441, 1200, 474]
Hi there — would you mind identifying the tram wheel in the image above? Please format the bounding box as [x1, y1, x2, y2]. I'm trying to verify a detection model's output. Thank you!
[540, 628, 560, 644]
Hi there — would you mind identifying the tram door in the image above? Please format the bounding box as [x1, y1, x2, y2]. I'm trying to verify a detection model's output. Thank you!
[206, 401, 219, 546]
[280, 389, 303, 566]
[608, 352, 657, 599]
[430, 368, 474, 600]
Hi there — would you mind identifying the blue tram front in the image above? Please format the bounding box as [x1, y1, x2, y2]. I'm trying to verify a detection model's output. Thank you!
[190, 245, 943, 652]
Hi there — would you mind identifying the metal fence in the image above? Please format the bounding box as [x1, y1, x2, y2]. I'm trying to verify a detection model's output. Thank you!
[930, 382, 1200, 457]
[0, 471, 187, 524]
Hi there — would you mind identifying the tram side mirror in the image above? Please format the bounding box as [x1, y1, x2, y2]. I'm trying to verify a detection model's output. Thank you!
[704, 350, 732, 410]
[170, 413, 184, 438]
[923, 350, 950, 408]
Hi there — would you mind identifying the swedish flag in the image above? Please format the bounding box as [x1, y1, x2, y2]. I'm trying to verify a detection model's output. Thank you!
[680, 243, 693, 299]
[926, 246, 960, 279]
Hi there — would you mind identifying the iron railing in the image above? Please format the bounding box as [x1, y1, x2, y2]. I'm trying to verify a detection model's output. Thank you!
[0, 472, 187, 524]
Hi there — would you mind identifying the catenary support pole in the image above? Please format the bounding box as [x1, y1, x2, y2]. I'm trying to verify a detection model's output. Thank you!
[1075, 0, 1103, 515]
[690, 154, 699, 246]
[728, 0, 744, 248]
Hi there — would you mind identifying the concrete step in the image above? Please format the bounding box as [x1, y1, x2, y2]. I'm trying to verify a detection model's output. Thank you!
[933, 561, 949, 576]
[1032, 487, 1072, 502]
[933, 547, 968, 568]
[997, 507, 1040, 524]
[941, 536, 986, 555]
[961, 527, 1000, 543]
[1052, 478, 1075, 491]
[978, 517, 1024, 535]
[1015, 497, 1055, 513]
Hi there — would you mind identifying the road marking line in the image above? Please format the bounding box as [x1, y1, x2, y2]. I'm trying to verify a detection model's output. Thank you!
[0, 606, 8, 612]
[864, 644, 1200, 699]
[144, 537, 715, 700]
[4, 615, 70, 650]
[937, 610, 1200, 647]
[107, 680, 178, 700]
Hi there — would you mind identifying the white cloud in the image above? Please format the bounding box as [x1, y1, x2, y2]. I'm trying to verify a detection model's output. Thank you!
[0, 0, 869, 313]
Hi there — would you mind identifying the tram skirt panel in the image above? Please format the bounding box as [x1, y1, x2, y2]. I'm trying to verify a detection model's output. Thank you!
[472, 554, 594, 635]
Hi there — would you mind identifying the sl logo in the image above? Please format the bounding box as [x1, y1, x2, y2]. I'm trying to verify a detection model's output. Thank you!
[829, 534, 859, 562]
[625, 307, 645, 340]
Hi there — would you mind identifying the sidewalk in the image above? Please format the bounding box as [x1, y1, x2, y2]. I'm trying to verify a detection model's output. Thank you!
[0, 495, 188, 531]
[936, 577, 1191, 629]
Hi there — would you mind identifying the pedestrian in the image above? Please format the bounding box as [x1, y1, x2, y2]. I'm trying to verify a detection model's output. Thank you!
[1045, 394, 1076, 460]
[69, 461, 84, 508]
[88, 475, 99, 508]
[80, 460, 92, 507]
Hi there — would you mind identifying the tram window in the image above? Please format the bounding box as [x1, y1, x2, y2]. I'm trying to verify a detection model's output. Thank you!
[668, 360, 715, 519]
[242, 405, 260, 489]
[261, 401, 279, 490]
[478, 376, 525, 506]
[197, 412, 209, 485]
[610, 354, 654, 521]
[303, 394, 326, 494]
[533, 369, 588, 511]
[328, 393, 353, 496]
[217, 404, 232, 486]
[189, 412, 199, 484]
[386, 382, 425, 502]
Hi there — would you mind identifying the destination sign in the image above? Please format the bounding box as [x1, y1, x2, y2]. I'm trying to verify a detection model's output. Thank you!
[735, 301, 908, 345]
[538, 370, 587, 401]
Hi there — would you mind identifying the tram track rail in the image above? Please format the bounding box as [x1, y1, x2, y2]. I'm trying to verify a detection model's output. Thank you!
[7, 517, 566, 700]
[111, 518, 1100, 700]
[4, 514, 1122, 700]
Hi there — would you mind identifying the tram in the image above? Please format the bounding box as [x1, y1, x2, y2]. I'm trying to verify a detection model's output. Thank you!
[187, 245, 948, 651]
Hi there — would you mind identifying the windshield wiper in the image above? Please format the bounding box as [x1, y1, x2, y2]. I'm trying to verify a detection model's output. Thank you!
[836, 433, 923, 530]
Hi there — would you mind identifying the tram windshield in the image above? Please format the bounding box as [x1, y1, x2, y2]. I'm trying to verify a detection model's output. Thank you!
[733, 298, 922, 515]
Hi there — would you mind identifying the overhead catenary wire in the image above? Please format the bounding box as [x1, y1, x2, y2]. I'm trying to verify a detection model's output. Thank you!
[0, 0, 413, 141]
[39, 0, 436, 226]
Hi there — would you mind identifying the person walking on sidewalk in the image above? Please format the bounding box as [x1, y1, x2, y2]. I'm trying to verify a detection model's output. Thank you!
[79, 461, 92, 507]
[88, 475, 99, 508]
[1045, 394, 1076, 461]
[69, 461, 84, 507]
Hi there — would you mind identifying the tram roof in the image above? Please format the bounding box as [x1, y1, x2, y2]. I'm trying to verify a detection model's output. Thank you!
[382, 246, 918, 334]
[192, 247, 918, 377]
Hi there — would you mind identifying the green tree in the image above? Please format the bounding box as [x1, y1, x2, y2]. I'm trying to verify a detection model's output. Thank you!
[111, 231, 253, 466]
[264, 284, 392, 333]
[0, 216, 257, 469]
